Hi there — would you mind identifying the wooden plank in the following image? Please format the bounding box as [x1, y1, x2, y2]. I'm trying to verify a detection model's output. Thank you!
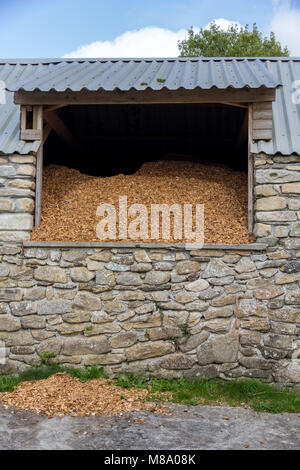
[248, 104, 254, 236]
[253, 101, 272, 111]
[14, 88, 277, 105]
[20, 129, 42, 141]
[253, 110, 273, 120]
[253, 129, 272, 140]
[44, 110, 80, 152]
[253, 119, 273, 130]
[252, 101, 273, 140]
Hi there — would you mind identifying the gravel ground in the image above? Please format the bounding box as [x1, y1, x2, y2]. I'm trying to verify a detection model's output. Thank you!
[0, 403, 299, 450]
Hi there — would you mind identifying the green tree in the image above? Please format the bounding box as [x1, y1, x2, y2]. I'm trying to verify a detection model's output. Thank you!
[178, 22, 289, 57]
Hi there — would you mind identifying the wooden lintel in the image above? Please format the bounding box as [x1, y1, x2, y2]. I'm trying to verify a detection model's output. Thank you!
[44, 110, 80, 152]
[14, 88, 276, 106]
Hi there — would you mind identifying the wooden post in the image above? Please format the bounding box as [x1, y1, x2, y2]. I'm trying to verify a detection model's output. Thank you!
[35, 107, 43, 227]
[248, 104, 254, 235]
[20, 106, 27, 130]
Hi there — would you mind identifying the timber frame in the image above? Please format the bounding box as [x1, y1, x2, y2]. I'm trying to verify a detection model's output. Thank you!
[20, 105, 43, 141]
[19, 87, 275, 234]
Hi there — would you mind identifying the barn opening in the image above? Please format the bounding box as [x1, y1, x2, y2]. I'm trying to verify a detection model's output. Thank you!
[31, 101, 251, 244]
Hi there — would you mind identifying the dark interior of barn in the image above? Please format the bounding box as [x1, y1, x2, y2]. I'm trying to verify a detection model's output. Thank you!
[43, 103, 248, 176]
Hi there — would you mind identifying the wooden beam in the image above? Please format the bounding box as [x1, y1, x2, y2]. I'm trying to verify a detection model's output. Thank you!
[44, 110, 80, 152]
[14, 88, 277, 106]
[248, 104, 254, 236]
[36, 105, 43, 129]
[42, 123, 52, 145]
[220, 102, 248, 109]
[20, 106, 27, 130]
[44, 104, 69, 112]
[35, 108, 43, 228]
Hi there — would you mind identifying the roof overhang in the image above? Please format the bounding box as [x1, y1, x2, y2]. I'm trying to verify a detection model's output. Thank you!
[13, 87, 277, 106]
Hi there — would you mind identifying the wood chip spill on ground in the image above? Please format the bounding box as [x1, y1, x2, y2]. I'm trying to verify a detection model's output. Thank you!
[0, 373, 170, 418]
[31, 160, 250, 244]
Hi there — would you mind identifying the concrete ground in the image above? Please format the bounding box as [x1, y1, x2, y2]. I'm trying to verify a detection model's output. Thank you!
[0, 404, 299, 450]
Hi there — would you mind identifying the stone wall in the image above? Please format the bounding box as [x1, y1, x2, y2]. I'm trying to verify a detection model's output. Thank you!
[254, 154, 300, 247]
[0, 153, 299, 388]
[0, 155, 35, 242]
[0, 243, 299, 388]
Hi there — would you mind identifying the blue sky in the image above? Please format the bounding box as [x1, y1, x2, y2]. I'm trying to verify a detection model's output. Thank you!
[0, 0, 300, 57]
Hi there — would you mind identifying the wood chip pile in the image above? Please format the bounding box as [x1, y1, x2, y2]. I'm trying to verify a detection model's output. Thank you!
[0, 373, 169, 418]
[31, 160, 250, 244]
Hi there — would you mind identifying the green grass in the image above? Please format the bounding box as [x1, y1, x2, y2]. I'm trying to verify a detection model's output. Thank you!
[0, 375, 20, 393]
[0, 365, 107, 392]
[114, 372, 149, 389]
[114, 374, 300, 414]
[66, 365, 107, 382]
[18, 364, 63, 382]
[152, 377, 300, 413]
[0, 366, 299, 414]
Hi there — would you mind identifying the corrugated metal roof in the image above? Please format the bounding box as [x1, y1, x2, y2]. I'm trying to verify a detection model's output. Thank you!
[0, 62, 55, 155]
[251, 59, 300, 155]
[7, 58, 280, 92]
[0, 57, 299, 155]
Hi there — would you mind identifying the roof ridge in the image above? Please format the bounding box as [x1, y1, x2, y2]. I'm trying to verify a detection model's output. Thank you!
[1, 57, 300, 65]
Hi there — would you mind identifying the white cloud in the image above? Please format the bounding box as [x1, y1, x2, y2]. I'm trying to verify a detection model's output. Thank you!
[63, 27, 188, 58]
[63, 20, 242, 58]
[269, 0, 300, 55]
